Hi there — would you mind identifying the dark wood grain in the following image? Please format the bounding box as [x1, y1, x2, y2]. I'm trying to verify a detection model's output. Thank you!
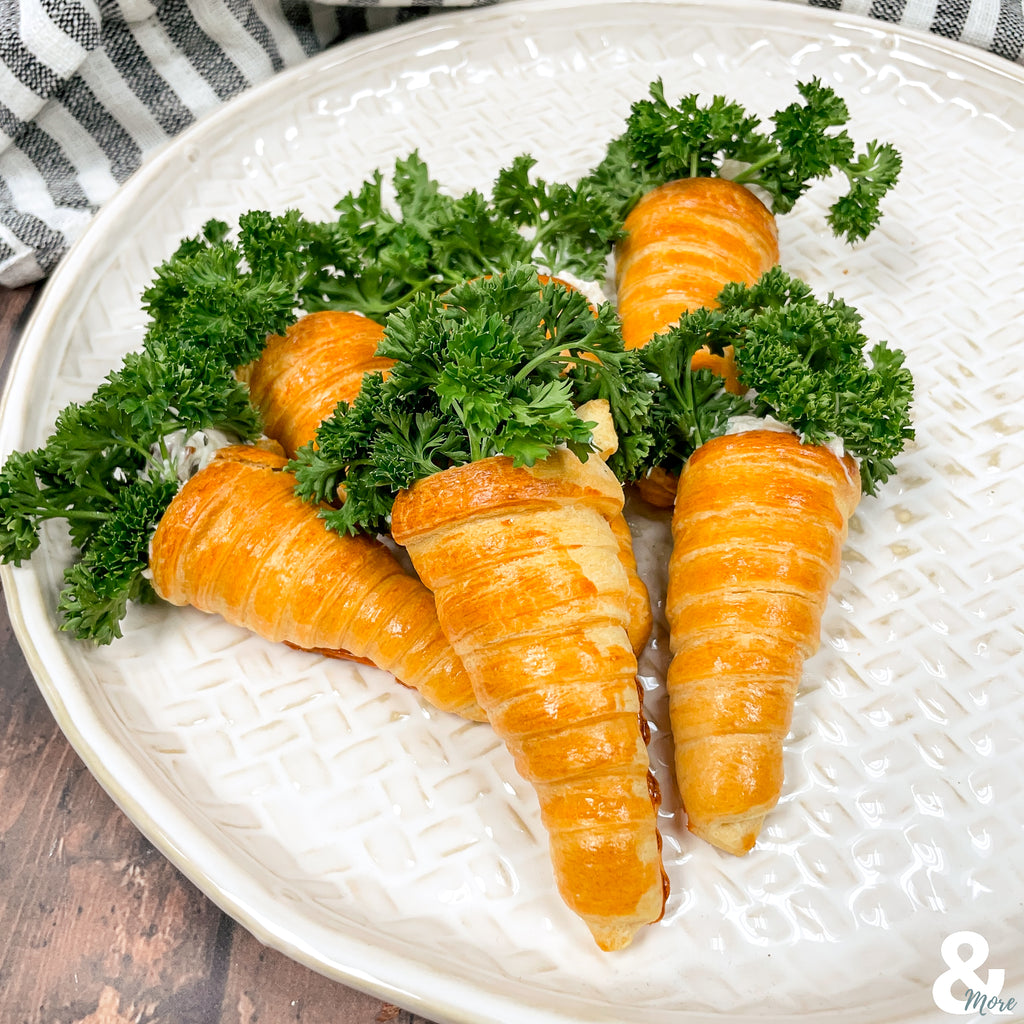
[0, 284, 440, 1024]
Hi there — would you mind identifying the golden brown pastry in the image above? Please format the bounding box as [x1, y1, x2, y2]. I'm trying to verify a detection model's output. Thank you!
[390, 449, 667, 951]
[575, 398, 653, 656]
[615, 177, 780, 351]
[608, 508, 653, 658]
[244, 310, 391, 457]
[664, 430, 860, 855]
[149, 445, 485, 721]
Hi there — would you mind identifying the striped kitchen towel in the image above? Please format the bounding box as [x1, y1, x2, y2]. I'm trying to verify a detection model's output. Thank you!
[1, 0, 1021, 288]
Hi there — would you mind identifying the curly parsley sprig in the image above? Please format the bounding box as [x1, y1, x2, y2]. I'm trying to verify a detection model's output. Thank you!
[490, 155, 627, 280]
[0, 345, 261, 641]
[144, 151, 612, 332]
[0, 214, 292, 641]
[639, 266, 915, 495]
[141, 210, 347, 364]
[291, 266, 656, 535]
[312, 153, 533, 316]
[580, 77, 902, 244]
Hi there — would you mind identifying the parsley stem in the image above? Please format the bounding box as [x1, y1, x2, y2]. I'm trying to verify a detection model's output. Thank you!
[358, 274, 443, 318]
[445, 397, 485, 463]
[678, 365, 704, 450]
[59, 477, 123, 505]
[514, 342, 586, 383]
[731, 152, 780, 186]
[110, 431, 162, 465]
[531, 218, 558, 251]
[37, 507, 110, 524]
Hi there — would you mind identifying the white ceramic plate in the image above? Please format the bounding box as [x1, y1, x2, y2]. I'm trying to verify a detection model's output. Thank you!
[3, 2, 1023, 1021]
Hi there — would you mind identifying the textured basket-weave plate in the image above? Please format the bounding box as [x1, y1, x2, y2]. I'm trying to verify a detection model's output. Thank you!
[2, 2, 1022, 1021]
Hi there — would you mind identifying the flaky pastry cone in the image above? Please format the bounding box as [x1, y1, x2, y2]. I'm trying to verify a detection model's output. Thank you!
[149, 444, 485, 721]
[664, 430, 860, 855]
[576, 398, 653, 656]
[243, 310, 391, 457]
[390, 450, 667, 951]
[615, 177, 780, 351]
[608, 510, 653, 657]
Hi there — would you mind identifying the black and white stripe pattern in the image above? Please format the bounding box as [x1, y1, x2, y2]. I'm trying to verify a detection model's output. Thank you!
[806, 0, 1023, 60]
[0, 0, 368, 286]
[1, 0, 1021, 287]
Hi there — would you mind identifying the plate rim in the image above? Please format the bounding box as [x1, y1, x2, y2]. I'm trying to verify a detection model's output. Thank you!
[3, 2, 1023, 1021]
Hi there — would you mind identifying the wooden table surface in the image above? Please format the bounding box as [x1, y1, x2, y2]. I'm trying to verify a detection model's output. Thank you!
[0, 283, 440, 1024]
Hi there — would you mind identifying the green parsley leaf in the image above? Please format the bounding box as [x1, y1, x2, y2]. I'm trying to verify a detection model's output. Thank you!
[0, 288, 266, 641]
[313, 152, 534, 317]
[581, 77, 902, 243]
[490, 154, 625, 279]
[291, 265, 655, 534]
[639, 307, 756, 473]
[639, 267, 915, 494]
[57, 478, 177, 644]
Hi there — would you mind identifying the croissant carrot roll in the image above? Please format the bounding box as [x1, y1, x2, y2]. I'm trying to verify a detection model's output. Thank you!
[664, 430, 860, 856]
[243, 310, 391, 457]
[245, 308, 653, 659]
[615, 177, 779, 351]
[390, 450, 667, 951]
[149, 444, 485, 722]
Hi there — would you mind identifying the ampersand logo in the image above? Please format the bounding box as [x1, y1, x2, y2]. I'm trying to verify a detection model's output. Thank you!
[932, 931, 1016, 1016]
